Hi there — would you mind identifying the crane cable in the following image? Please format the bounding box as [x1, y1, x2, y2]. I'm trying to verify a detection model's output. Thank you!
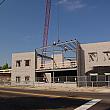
[57, 0, 60, 43]
[0, 0, 6, 7]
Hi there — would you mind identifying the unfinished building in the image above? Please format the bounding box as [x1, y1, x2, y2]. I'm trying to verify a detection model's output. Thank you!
[0, 69, 11, 82]
[79, 41, 110, 75]
[78, 41, 110, 86]
[11, 40, 110, 87]
[11, 40, 78, 85]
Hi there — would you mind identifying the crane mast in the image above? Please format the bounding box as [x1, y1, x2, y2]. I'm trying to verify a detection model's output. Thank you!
[43, 0, 51, 49]
[41, 0, 51, 68]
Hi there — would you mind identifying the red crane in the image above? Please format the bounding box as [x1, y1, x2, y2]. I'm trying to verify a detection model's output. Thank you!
[41, 0, 51, 68]
[43, 0, 51, 49]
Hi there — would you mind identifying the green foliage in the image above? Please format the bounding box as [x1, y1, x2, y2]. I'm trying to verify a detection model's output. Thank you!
[2, 63, 9, 70]
[0, 66, 2, 70]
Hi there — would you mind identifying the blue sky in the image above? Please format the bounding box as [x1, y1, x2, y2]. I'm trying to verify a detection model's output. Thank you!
[0, 0, 110, 66]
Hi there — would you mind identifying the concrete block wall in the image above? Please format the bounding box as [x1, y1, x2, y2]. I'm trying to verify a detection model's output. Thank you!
[36, 53, 64, 69]
[11, 52, 35, 85]
[54, 54, 63, 68]
[36, 56, 53, 69]
[80, 41, 110, 74]
[36, 53, 76, 70]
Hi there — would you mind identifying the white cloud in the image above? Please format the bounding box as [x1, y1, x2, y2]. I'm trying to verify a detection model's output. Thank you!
[58, 0, 68, 4]
[58, 0, 87, 11]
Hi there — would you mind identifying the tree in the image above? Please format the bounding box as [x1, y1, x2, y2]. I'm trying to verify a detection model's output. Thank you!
[0, 66, 2, 70]
[2, 63, 8, 70]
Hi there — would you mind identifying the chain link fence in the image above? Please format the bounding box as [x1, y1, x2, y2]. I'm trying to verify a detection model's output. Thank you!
[35, 76, 77, 83]
[77, 75, 110, 87]
[0, 75, 110, 87]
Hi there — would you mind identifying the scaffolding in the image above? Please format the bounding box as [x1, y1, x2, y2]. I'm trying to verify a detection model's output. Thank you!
[35, 39, 79, 72]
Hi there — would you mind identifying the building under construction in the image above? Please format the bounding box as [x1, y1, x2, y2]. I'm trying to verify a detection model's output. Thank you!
[2, 0, 110, 87]
[11, 39, 78, 85]
[11, 40, 110, 87]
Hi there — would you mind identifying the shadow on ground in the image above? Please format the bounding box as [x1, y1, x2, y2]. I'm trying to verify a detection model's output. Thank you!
[0, 96, 88, 110]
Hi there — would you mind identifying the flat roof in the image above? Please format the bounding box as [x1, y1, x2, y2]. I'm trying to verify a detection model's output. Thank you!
[35, 68, 77, 73]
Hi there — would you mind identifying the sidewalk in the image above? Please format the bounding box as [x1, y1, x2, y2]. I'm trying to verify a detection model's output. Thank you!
[1, 83, 110, 93]
[4, 83, 110, 93]
[30, 85, 110, 93]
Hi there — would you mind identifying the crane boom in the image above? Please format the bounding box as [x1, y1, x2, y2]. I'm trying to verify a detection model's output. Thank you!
[43, 0, 51, 48]
[41, 0, 51, 68]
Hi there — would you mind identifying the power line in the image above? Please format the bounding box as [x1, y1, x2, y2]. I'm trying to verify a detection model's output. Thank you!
[0, 0, 6, 7]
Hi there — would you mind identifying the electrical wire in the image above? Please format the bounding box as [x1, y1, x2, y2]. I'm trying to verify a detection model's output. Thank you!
[57, 0, 60, 43]
[0, 0, 6, 7]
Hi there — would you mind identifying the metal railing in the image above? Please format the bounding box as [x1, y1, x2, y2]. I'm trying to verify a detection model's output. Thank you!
[35, 76, 77, 83]
[36, 61, 77, 70]
[0, 75, 110, 87]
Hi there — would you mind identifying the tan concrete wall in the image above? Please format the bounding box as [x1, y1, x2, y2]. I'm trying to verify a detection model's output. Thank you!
[54, 54, 63, 68]
[36, 56, 42, 69]
[36, 56, 53, 69]
[12, 52, 35, 84]
[36, 54, 63, 69]
[80, 41, 110, 73]
[36, 53, 76, 70]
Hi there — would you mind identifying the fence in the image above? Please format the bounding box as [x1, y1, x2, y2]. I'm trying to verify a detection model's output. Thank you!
[1, 75, 110, 87]
[77, 75, 110, 87]
[35, 76, 77, 83]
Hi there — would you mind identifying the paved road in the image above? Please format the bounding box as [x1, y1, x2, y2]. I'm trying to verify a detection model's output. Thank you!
[0, 87, 109, 110]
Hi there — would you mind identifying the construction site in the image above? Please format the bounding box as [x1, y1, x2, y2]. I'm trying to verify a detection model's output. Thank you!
[10, 40, 110, 87]
[11, 0, 79, 86]
[0, 0, 110, 87]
